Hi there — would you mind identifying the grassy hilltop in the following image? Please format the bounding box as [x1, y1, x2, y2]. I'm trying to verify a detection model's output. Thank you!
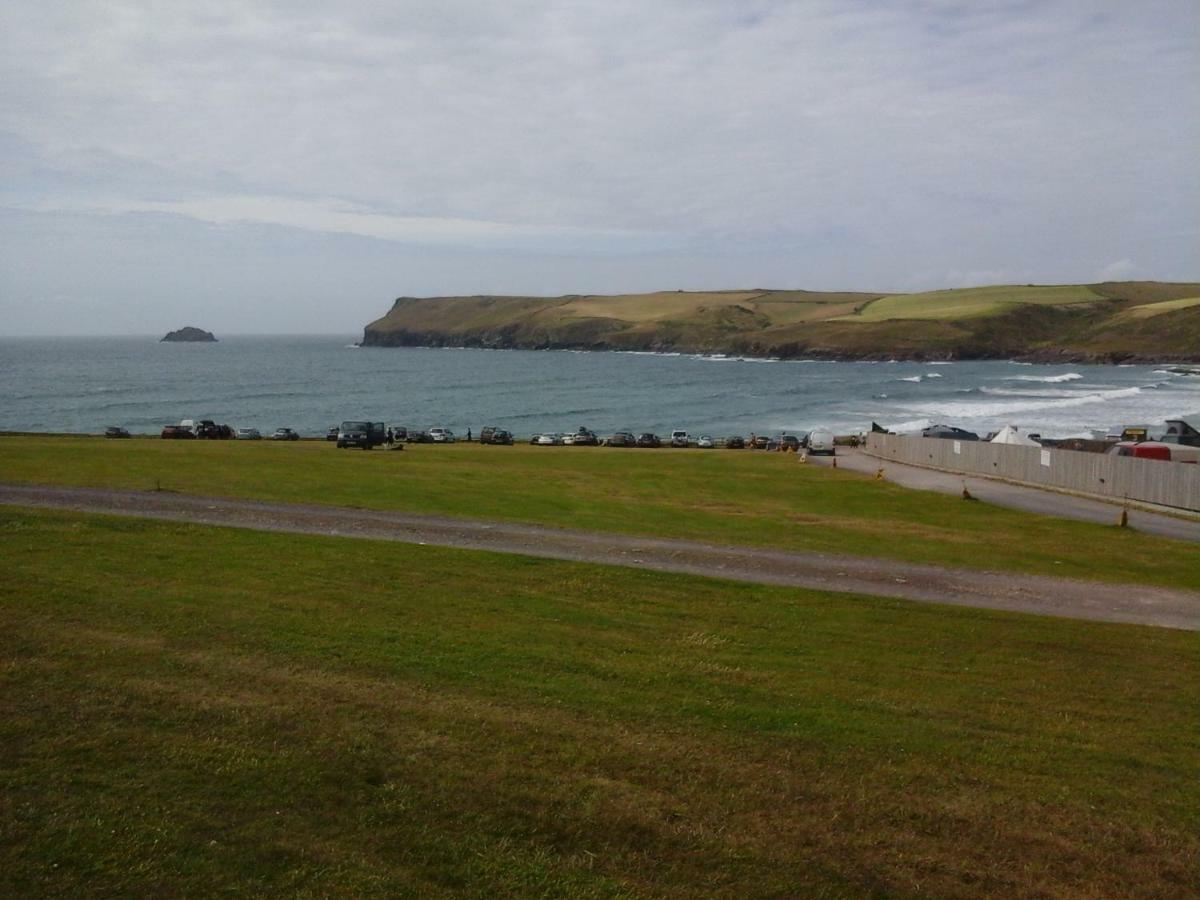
[361, 281, 1200, 361]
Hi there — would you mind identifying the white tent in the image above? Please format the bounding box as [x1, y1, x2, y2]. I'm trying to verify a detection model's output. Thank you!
[990, 425, 1040, 446]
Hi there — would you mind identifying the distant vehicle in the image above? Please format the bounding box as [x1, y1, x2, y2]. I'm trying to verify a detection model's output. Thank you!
[725, 435, 745, 449]
[807, 428, 836, 455]
[1118, 425, 1151, 443]
[194, 420, 234, 439]
[533, 433, 561, 446]
[407, 429, 432, 443]
[1161, 419, 1200, 447]
[921, 424, 979, 441]
[428, 427, 456, 443]
[571, 427, 599, 446]
[750, 435, 770, 450]
[1111, 441, 1200, 463]
[104, 426, 131, 439]
[606, 431, 637, 447]
[636, 432, 662, 448]
[697, 434, 714, 449]
[560, 433, 576, 445]
[479, 426, 512, 445]
[160, 425, 195, 439]
[670, 430, 689, 448]
[779, 434, 801, 451]
[337, 421, 386, 449]
[326, 426, 340, 441]
[388, 426, 409, 443]
[271, 427, 299, 441]
[236, 427, 262, 440]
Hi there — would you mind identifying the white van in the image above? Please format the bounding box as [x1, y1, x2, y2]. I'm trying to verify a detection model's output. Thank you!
[807, 428, 835, 456]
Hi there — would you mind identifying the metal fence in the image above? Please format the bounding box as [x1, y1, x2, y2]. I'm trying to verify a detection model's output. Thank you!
[864, 434, 1200, 512]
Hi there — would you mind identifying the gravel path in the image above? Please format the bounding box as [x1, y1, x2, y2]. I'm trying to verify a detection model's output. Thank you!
[821, 448, 1200, 542]
[3, 482, 1197, 631]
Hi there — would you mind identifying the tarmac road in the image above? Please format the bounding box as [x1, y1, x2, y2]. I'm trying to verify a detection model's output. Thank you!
[2, 482, 1198, 631]
[811, 448, 1200, 543]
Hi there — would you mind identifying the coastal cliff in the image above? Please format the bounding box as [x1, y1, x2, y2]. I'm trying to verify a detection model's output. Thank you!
[161, 326, 217, 343]
[361, 282, 1200, 362]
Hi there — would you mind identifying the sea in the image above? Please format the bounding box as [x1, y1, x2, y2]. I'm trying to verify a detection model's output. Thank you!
[2, 335, 1199, 440]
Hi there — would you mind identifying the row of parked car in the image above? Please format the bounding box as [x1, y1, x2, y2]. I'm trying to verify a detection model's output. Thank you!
[149, 420, 300, 440]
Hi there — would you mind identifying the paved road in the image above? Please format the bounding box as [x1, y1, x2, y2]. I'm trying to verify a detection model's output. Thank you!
[3, 482, 1198, 631]
[811, 448, 1200, 543]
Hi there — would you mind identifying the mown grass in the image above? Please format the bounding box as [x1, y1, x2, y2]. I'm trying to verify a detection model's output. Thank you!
[2, 507, 1197, 897]
[1116, 296, 1200, 320]
[1, 436, 1198, 591]
[842, 285, 1104, 323]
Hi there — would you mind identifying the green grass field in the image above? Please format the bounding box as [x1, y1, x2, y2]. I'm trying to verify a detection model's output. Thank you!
[2, 506, 1197, 896]
[1, 436, 1197, 591]
[1116, 296, 1200, 320]
[839, 286, 1105, 323]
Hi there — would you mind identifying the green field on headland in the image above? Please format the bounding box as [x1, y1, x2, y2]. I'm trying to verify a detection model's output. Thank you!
[2, 436, 1197, 589]
[361, 280, 1200, 362]
[2, 506, 1197, 897]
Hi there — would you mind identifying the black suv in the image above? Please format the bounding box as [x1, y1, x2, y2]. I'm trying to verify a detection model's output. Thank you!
[725, 435, 745, 449]
[636, 433, 662, 448]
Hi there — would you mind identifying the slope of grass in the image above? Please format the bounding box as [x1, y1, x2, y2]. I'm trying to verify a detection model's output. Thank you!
[1, 436, 1198, 591]
[1116, 296, 1200, 319]
[840, 285, 1104, 323]
[2, 507, 1197, 896]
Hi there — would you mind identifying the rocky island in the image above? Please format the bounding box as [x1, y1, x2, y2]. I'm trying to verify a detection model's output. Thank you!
[160, 326, 217, 343]
[361, 281, 1200, 362]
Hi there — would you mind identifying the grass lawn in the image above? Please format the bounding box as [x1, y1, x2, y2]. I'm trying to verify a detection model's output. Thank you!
[1, 436, 1197, 591]
[2, 507, 1197, 897]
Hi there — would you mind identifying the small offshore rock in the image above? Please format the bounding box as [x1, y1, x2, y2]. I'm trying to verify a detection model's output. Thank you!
[161, 326, 217, 343]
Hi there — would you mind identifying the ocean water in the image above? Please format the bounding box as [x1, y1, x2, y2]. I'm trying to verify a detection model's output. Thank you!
[2, 335, 1198, 439]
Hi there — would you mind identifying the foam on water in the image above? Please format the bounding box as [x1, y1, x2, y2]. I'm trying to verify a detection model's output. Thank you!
[1004, 372, 1083, 383]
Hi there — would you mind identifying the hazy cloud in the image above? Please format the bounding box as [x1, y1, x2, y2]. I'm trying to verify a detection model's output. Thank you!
[1, 0, 1197, 334]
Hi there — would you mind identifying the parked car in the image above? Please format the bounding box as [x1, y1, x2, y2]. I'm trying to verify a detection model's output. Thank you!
[388, 425, 409, 443]
[533, 432, 561, 445]
[921, 424, 979, 441]
[572, 428, 600, 446]
[725, 435, 745, 449]
[236, 427, 262, 440]
[479, 426, 512, 445]
[670, 430, 689, 448]
[104, 426, 131, 439]
[1161, 419, 1200, 447]
[326, 426, 340, 441]
[636, 433, 662, 448]
[697, 434, 714, 449]
[560, 433, 576, 445]
[606, 432, 637, 447]
[407, 429, 432, 443]
[428, 427, 456, 443]
[161, 424, 195, 439]
[750, 434, 770, 450]
[780, 434, 801, 451]
[195, 420, 234, 439]
[1111, 441, 1200, 463]
[272, 427, 299, 441]
[337, 421, 386, 449]
[807, 428, 836, 455]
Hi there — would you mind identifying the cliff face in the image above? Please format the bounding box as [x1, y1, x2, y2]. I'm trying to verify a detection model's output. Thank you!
[161, 326, 217, 343]
[360, 283, 1200, 362]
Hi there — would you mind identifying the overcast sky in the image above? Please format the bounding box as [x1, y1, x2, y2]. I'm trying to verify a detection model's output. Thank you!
[2, 0, 1197, 335]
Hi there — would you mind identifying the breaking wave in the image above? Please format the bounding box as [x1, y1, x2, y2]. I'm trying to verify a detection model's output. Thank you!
[1003, 372, 1083, 383]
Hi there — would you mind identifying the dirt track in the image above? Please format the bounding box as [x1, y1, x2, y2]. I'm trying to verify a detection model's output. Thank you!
[3, 482, 1197, 631]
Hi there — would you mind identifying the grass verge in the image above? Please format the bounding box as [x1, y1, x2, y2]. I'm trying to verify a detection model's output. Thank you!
[1, 436, 1198, 590]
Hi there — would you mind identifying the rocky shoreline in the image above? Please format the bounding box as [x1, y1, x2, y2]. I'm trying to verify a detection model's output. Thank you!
[358, 328, 1200, 365]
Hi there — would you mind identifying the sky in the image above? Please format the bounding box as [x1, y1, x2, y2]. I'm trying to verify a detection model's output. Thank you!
[1, 0, 1197, 336]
